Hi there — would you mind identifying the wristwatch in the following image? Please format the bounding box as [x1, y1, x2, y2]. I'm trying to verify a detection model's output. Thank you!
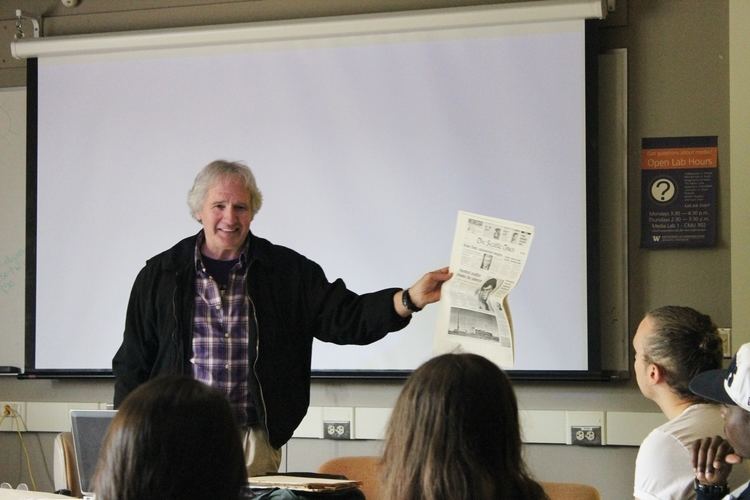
[694, 479, 729, 498]
[401, 288, 422, 313]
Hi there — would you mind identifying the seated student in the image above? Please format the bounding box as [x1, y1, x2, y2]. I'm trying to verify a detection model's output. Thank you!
[632, 306, 750, 499]
[689, 342, 750, 500]
[380, 352, 548, 500]
[92, 375, 246, 500]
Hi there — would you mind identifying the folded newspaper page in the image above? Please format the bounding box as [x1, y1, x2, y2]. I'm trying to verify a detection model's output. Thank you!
[434, 211, 535, 368]
[248, 475, 361, 492]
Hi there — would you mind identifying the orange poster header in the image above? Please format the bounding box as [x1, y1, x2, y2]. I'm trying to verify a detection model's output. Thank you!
[641, 147, 718, 170]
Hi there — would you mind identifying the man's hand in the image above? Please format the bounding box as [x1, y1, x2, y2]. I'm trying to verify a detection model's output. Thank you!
[693, 436, 739, 487]
[394, 267, 452, 317]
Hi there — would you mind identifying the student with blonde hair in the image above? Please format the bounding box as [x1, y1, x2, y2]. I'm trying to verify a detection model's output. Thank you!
[381, 353, 547, 500]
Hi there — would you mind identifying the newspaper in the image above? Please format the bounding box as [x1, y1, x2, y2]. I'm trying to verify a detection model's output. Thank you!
[248, 475, 361, 492]
[434, 211, 535, 368]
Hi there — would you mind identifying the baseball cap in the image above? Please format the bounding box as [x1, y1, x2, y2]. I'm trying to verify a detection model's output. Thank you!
[689, 342, 750, 412]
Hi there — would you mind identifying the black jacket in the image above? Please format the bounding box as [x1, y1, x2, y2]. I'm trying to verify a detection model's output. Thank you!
[112, 232, 409, 448]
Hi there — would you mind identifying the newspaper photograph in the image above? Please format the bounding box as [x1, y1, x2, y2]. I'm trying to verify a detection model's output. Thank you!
[434, 211, 535, 368]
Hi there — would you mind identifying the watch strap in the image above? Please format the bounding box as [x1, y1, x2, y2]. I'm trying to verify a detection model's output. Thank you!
[694, 479, 729, 498]
[402, 288, 422, 312]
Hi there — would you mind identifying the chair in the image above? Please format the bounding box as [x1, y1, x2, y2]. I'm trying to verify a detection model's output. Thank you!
[317, 456, 381, 500]
[317, 457, 601, 500]
[53, 431, 82, 498]
[541, 481, 601, 500]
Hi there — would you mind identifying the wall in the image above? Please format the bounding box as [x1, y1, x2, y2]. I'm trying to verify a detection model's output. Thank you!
[0, 1, 738, 498]
[0, 87, 24, 367]
[729, 0, 750, 349]
[623, 1, 730, 321]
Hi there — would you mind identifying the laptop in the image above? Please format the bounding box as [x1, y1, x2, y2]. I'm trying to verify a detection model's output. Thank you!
[70, 409, 117, 498]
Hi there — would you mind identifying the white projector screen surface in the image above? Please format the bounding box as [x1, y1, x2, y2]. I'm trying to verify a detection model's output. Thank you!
[31, 13, 590, 374]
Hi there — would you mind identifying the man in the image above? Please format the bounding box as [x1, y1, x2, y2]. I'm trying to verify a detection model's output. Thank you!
[632, 306, 750, 499]
[112, 160, 451, 476]
[476, 278, 497, 311]
[690, 342, 750, 499]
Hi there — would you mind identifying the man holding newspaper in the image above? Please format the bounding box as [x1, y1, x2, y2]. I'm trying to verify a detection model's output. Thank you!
[112, 159, 452, 477]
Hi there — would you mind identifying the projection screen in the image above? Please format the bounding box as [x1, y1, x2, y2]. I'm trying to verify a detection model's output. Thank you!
[19, 1, 603, 376]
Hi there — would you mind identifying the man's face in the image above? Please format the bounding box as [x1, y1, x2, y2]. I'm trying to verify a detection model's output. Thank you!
[633, 316, 656, 398]
[194, 176, 253, 260]
[721, 405, 750, 458]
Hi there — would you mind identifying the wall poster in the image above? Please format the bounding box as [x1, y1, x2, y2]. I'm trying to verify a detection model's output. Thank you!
[640, 136, 718, 249]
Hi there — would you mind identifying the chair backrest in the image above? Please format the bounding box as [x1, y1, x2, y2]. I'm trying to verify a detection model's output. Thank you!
[317, 457, 601, 500]
[541, 481, 601, 500]
[53, 431, 82, 498]
[317, 456, 381, 500]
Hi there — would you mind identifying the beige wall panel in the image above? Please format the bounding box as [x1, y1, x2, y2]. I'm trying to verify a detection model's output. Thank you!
[730, 1, 750, 348]
[625, 0, 729, 327]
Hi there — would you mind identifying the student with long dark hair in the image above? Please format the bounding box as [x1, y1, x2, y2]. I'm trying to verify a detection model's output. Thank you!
[381, 353, 547, 500]
[92, 375, 246, 500]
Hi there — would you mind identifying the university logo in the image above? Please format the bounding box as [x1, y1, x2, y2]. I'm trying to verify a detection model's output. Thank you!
[726, 357, 738, 387]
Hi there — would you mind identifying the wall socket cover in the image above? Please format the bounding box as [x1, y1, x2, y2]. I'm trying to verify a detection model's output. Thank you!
[0, 402, 25, 432]
[718, 328, 731, 358]
[323, 421, 351, 440]
[570, 425, 602, 446]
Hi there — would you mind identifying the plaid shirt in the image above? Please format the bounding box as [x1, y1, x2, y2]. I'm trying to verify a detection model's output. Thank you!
[191, 234, 256, 425]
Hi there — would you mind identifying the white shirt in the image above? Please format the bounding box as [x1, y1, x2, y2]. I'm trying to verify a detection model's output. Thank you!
[634, 404, 750, 500]
[725, 479, 750, 499]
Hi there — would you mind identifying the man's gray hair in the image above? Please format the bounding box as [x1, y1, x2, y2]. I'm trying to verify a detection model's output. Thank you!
[187, 160, 263, 219]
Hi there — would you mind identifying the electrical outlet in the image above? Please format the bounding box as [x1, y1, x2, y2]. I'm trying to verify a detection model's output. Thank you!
[0, 402, 26, 432]
[571, 425, 602, 446]
[718, 328, 731, 358]
[565, 410, 605, 445]
[323, 421, 351, 440]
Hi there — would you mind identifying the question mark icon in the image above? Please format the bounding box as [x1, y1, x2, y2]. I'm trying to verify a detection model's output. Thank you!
[656, 180, 669, 200]
[650, 178, 676, 203]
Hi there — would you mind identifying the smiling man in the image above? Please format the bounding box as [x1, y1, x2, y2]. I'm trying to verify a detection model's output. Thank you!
[112, 159, 451, 476]
[194, 174, 254, 260]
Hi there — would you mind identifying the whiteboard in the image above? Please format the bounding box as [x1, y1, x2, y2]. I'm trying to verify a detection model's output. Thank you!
[0, 88, 25, 370]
